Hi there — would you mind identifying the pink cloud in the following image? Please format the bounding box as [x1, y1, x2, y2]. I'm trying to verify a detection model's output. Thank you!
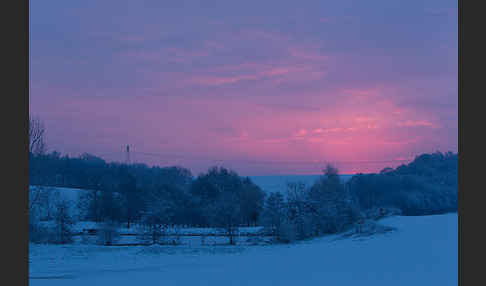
[326, 128, 343, 133]
[295, 129, 308, 137]
[398, 120, 439, 128]
[189, 63, 325, 86]
[190, 74, 259, 86]
[312, 127, 358, 135]
[222, 130, 250, 143]
[287, 47, 329, 62]
[307, 137, 325, 143]
[381, 139, 419, 146]
[354, 116, 376, 123]
[341, 87, 382, 98]
[262, 67, 293, 76]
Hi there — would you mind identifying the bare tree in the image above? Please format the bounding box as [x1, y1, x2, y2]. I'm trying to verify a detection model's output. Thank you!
[29, 115, 46, 155]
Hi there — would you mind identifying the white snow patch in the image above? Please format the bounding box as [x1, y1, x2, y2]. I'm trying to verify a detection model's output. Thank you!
[30, 213, 457, 286]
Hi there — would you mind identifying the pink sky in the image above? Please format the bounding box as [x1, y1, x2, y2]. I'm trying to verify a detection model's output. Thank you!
[29, 0, 457, 175]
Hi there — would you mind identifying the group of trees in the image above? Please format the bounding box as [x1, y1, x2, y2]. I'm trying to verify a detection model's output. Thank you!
[188, 167, 265, 244]
[347, 152, 458, 216]
[29, 156, 268, 244]
[29, 148, 268, 244]
[260, 166, 361, 242]
[29, 116, 458, 245]
[29, 116, 267, 244]
[29, 186, 74, 244]
[259, 153, 458, 243]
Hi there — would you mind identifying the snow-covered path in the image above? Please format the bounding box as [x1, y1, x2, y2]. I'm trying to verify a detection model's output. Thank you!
[29, 213, 457, 286]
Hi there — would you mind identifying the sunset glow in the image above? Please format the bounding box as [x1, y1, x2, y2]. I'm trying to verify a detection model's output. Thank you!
[29, 0, 457, 175]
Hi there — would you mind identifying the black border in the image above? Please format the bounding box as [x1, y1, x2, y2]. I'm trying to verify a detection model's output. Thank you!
[459, 0, 484, 285]
[3, 0, 29, 285]
[459, 0, 482, 284]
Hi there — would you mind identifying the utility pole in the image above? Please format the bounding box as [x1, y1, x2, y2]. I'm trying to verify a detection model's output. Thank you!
[126, 145, 131, 164]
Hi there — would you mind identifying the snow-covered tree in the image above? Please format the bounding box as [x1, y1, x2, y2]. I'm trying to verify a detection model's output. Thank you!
[139, 198, 175, 245]
[52, 199, 74, 244]
[285, 182, 314, 239]
[308, 165, 360, 234]
[210, 191, 241, 245]
[261, 192, 286, 239]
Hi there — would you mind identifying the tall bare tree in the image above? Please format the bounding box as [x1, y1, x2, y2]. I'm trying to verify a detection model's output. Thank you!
[29, 115, 46, 155]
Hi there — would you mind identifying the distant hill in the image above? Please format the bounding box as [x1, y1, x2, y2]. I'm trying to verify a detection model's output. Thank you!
[347, 152, 457, 215]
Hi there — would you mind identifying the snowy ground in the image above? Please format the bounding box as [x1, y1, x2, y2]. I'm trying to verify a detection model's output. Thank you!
[72, 232, 272, 247]
[70, 222, 263, 235]
[29, 213, 457, 286]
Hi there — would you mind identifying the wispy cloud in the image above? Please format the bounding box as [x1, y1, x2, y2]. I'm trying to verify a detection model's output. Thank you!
[188, 62, 326, 87]
[295, 129, 308, 137]
[30, 0, 457, 175]
[398, 120, 439, 128]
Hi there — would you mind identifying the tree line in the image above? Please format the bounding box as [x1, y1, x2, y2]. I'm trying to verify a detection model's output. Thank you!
[29, 116, 458, 245]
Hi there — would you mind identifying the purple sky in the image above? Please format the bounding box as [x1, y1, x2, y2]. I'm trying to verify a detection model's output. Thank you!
[29, 0, 457, 175]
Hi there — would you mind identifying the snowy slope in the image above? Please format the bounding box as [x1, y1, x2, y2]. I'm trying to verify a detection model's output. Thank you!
[29, 185, 90, 218]
[29, 213, 457, 286]
[29, 185, 90, 202]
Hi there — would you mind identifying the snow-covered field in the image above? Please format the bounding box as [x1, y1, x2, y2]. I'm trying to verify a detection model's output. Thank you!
[29, 213, 457, 286]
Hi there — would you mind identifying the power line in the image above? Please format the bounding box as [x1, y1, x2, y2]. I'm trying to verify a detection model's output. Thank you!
[130, 151, 412, 165]
[126, 145, 131, 164]
[91, 149, 413, 166]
